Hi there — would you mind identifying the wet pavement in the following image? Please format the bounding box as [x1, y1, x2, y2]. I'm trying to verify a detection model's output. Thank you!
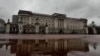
[0, 34, 100, 56]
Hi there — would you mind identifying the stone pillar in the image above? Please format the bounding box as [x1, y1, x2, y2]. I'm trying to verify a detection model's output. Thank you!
[6, 19, 10, 34]
[35, 18, 40, 34]
[45, 21, 49, 34]
[54, 18, 58, 33]
[91, 21, 97, 34]
[84, 27, 88, 34]
[6, 23, 10, 34]
[29, 17, 32, 24]
[45, 26, 49, 34]
[18, 22, 23, 34]
[35, 24, 39, 33]
[93, 27, 97, 34]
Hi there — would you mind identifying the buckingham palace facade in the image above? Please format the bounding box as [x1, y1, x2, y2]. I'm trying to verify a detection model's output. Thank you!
[6, 10, 88, 34]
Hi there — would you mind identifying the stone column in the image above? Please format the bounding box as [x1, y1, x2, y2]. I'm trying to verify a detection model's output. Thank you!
[64, 19, 67, 34]
[35, 24, 39, 33]
[29, 17, 32, 24]
[54, 18, 58, 33]
[6, 23, 10, 34]
[93, 27, 97, 34]
[18, 23, 23, 34]
[35, 18, 40, 34]
[91, 21, 97, 34]
[84, 27, 88, 34]
[45, 26, 49, 34]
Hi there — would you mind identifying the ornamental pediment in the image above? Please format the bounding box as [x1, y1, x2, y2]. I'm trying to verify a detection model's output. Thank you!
[18, 10, 33, 15]
[52, 13, 66, 18]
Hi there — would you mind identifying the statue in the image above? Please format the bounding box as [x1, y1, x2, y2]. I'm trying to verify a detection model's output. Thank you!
[7, 19, 10, 23]
[92, 21, 96, 27]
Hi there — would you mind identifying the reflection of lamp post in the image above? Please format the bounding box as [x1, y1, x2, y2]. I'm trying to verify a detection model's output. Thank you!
[93, 42, 97, 50]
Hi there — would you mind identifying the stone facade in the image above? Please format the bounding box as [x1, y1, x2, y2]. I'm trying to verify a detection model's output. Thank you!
[0, 18, 5, 33]
[6, 10, 89, 34]
[12, 15, 18, 24]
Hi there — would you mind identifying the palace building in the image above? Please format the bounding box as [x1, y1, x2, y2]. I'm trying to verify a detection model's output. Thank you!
[0, 18, 5, 33]
[6, 10, 89, 34]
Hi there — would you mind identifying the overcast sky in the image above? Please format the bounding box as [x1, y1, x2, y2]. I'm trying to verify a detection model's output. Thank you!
[0, 0, 100, 25]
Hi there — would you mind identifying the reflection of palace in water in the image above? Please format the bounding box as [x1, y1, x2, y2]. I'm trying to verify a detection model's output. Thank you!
[8, 38, 89, 56]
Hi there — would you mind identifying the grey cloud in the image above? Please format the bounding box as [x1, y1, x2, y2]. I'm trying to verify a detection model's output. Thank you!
[0, 0, 100, 25]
